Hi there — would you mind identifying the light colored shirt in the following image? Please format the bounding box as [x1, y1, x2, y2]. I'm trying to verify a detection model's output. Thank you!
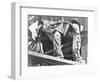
[72, 24, 80, 34]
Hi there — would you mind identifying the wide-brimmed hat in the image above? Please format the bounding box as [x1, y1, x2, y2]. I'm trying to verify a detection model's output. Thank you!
[71, 18, 80, 25]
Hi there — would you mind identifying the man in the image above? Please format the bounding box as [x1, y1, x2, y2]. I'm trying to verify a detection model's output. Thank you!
[71, 19, 83, 62]
[43, 17, 69, 58]
[28, 16, 44, 53]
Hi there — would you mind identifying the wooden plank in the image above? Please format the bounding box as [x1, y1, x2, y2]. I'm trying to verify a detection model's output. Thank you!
[28, 50, 83, 65]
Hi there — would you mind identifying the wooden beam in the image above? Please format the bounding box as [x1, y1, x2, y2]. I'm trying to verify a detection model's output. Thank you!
[28, 50, 83, 66]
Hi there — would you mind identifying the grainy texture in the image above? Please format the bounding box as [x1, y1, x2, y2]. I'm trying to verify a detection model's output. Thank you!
[28, 15, 88, 66]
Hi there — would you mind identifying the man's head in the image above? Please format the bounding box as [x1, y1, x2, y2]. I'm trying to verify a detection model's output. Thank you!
[71, 18, 80, 25]
[71, 18, 84, 32]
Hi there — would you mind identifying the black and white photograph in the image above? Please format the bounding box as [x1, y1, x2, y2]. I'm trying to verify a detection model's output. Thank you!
[28, 15, 88, 66]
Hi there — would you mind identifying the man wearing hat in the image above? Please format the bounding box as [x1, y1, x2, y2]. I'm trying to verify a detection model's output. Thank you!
[70, 19, 83, 62]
